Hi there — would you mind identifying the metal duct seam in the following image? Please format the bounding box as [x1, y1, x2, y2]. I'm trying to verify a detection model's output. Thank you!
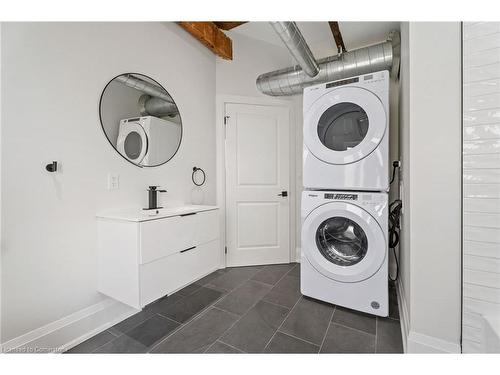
[270, 21, 320, 78]
[256, 31, 399, 96]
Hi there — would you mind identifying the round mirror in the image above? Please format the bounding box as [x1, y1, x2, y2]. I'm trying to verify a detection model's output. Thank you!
[99, 73, 182, 167]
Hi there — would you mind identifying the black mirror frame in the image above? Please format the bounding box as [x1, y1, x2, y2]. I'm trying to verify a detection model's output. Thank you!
[98, 72, 183, 168]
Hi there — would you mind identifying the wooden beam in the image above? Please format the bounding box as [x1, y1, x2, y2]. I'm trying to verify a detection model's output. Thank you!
[177, 22, 233, 60]
[328, 21, 347, 53]
[213, 22, 247, 30]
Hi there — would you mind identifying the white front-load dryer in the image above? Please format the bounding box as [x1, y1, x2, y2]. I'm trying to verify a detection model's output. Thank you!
[303, 70, 389, 191]
[117, 116, 181, 166]
[301, 190, 388, 316]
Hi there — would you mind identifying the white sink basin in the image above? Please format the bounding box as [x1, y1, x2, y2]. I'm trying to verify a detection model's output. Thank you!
[97, 205, 219, 222]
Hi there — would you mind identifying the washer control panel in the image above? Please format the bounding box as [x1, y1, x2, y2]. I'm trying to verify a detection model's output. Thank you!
[324, 193, 358, 200]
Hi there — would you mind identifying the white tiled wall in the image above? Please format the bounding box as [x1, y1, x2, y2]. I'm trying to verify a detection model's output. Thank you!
[463, 22, 500, 353]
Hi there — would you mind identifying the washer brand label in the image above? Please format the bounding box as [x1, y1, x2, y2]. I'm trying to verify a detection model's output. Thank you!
[324, 193, 358, 200]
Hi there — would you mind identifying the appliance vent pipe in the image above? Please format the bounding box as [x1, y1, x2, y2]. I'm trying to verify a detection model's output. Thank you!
[270, 22, 320, 78]
[257, 30, 400, 96]
[138, 95, 179, 117]
[115, 74, 174, 103]
[115, 74, 178, 116]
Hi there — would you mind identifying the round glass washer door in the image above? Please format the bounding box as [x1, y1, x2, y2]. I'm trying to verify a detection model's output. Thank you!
[303, 87, 387, 165]
[116, 122, 148, 165]
[302, 201, 386, 283]
[316, 216, 368, 266]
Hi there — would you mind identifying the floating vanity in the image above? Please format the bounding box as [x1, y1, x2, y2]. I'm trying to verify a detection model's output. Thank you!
[97, 205, 220, 309]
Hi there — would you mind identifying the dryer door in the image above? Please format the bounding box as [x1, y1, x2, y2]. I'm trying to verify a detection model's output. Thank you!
[304, 87, 387, 165]
[302, 201, 386, 283]
[117, 122, 148, 165]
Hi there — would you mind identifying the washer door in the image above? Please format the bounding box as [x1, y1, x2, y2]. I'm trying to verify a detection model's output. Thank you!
[304, 87, 387, 165]
[302, 201, 386, 283]
[118, 122, 148, 165]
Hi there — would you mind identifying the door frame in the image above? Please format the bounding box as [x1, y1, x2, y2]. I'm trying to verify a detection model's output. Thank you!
[216, 95, 297, 268]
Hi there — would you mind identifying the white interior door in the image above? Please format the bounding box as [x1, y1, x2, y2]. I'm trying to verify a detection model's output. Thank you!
[225, 103, 290, 267]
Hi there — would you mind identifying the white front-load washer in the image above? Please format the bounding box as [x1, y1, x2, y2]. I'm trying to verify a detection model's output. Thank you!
[117, 116, 181, 166]
[301, 190, 388, 316]
[303, 70, 389, 191]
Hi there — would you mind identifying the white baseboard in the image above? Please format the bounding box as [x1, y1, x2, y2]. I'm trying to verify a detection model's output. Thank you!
[407, 331, 462, 353]
[1, 298, 137, 353]
[396, 279, 461, 353]
[396, 279, 410, 353]
[295, 247, 301, 263]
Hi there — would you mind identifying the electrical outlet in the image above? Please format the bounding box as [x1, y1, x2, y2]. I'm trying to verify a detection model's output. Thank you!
[107, 173, 120, 190]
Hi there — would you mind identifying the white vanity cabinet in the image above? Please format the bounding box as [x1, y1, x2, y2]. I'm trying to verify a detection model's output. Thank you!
[97, 206, 220, 309]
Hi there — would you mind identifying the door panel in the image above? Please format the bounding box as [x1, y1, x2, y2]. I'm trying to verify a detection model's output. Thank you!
[236, 113, 278, 185]
[237, 202, 279, 248]
[225, 103, 290, 266]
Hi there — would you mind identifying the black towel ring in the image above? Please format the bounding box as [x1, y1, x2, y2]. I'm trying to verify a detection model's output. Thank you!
[192, 167, 206, 187]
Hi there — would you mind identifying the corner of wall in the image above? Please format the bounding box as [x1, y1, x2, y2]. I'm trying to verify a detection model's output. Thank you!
[396, 279, 409, 353]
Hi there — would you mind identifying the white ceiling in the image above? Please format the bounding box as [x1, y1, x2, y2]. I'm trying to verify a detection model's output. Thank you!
[228, 21, 400, 59]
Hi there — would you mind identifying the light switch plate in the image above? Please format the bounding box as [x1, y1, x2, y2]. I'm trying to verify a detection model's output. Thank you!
[107, 173, 120, 190]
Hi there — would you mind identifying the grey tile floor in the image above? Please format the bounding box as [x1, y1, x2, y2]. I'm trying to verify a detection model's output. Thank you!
[66, 263, 403, 354]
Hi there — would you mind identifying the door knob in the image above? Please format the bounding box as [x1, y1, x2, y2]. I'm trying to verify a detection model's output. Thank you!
[277, 191, 288, 197]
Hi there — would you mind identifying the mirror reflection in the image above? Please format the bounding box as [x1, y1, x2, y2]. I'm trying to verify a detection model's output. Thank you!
[99, 73, 182, 167]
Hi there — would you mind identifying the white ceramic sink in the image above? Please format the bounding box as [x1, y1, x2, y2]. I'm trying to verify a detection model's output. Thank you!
[96, 204, 219, 222]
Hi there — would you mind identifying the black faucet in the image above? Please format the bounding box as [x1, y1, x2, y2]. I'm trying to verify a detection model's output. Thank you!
[144, 186, 167, 210]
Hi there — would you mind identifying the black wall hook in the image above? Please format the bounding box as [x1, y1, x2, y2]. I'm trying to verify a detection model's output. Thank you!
[46, 161, 58, 172]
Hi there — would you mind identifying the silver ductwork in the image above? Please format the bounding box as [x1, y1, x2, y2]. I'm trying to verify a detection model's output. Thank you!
[138, 95, 179, 118]
[270, 22, 320, 78]
[116, 74, 179, 116]
[257, 30, 400, 96]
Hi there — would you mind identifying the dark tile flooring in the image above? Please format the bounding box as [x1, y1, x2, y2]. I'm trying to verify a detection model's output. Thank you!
[66, 263, 403, 354]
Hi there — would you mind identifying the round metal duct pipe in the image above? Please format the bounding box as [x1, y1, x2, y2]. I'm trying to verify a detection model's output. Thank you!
[115, 74, 179, 117]
[270, 21, 320, 78]
[256, 30, 400, 96]
[139, 95, 179, 117]
[115, 74, 175, 104]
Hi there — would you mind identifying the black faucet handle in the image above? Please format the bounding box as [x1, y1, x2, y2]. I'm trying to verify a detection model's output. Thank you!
[148, 186, 166, 192]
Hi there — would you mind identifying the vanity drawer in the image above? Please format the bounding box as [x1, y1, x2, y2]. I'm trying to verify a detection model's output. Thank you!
[139, 214, 196, 264]
[139, 239, 220, 306]
[139, 209, 219, 264]
[194, 209, 219, 245]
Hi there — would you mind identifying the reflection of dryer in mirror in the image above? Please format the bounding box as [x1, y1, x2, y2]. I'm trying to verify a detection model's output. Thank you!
[117, 116, 181, 167]
[303, 70, 389, 191]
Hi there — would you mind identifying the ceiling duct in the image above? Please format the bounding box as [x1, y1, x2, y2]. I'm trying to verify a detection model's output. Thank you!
[116, 74, 179, 116]
[270, 21, 320, 78]
[257, 30, 400, 96]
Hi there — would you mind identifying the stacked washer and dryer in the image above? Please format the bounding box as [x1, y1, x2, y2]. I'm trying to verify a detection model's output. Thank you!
[301, 70, 390, 317]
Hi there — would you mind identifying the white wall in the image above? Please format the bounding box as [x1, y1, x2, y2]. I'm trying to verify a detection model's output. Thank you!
[0, 22, 216, 344]
[462, 22, 500, 353]
[216, 32, 295, 98]
[398, 22, 462, 353]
